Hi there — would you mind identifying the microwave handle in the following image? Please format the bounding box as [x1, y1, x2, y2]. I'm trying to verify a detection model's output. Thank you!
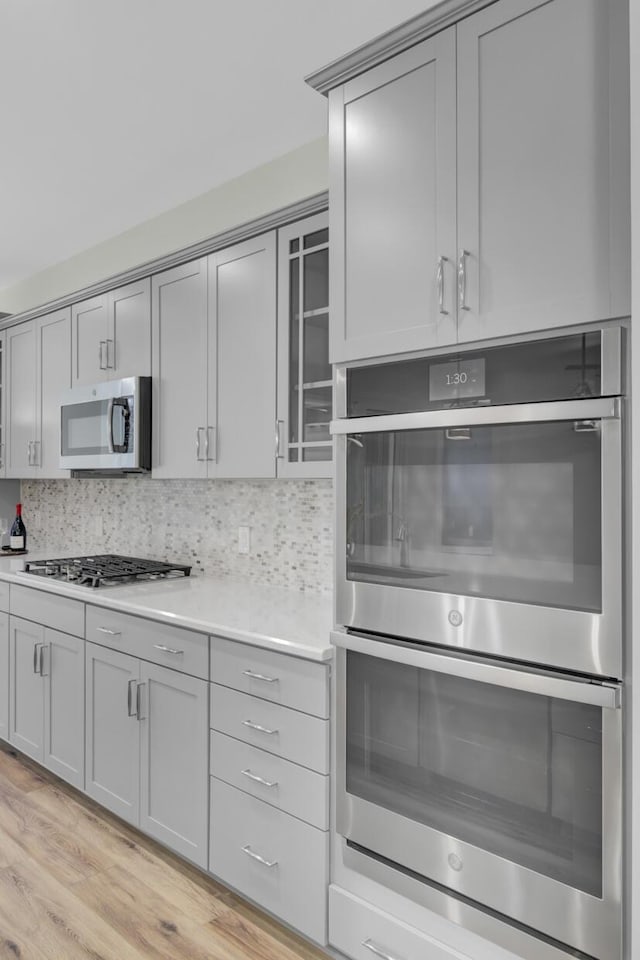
[332, 631, 621, 709]
[108, 397, 131, 454]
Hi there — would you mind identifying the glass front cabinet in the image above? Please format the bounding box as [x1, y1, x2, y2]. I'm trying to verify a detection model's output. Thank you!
[277, 212, 332, 477]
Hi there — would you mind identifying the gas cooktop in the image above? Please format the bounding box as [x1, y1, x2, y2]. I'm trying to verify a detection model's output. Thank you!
[23, 554, 192, 588]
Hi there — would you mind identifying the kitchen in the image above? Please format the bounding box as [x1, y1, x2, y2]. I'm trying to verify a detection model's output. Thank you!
[0, 3, 638, 960]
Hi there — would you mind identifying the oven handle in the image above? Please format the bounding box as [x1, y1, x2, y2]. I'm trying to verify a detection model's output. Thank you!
[332, 632, 621, 709]
[330, 396, 620, 435]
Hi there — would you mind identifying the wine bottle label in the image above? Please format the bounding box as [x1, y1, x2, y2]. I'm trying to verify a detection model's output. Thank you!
[10, 536, 24, 550]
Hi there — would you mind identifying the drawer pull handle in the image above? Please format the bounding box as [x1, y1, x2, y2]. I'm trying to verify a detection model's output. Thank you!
[241, 768, 278, 788]
[153, 644, 184, 656]
[242, 720, 278, 736]
[96, 627, 121, 636]
[362, 940, 403, 960]
[241, 845, 278, 868]
[242, 669, 278, 683]
[127, 679, 137, 717]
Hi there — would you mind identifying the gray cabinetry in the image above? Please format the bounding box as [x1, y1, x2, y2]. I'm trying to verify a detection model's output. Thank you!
[6, 308, 71, 478]
[277, 213, 332, 477]
[0, 604, 8, 741]
[209, 635, 330, 943]
[329, 0, 629, 362]
[86, 612, 209, 868]
[72, 278, 151, 386]
[8, 614, 84, 788]
[152, 233, 276, 479]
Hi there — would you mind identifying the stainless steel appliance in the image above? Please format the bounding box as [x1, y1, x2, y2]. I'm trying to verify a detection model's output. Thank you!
[60, 377, 151, 474]
[332, 327, 624, 679]
[22, 554, 191, 588]
[335, 629, 622, 960]
[332, 326, 626, 960]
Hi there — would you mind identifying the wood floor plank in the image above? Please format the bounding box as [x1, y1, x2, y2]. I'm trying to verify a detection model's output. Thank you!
[0, 859, 147, 960]
[0, 746, 330, 960]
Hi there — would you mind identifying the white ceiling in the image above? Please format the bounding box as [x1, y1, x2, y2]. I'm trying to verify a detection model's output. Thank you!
[0, 0, 430, 293]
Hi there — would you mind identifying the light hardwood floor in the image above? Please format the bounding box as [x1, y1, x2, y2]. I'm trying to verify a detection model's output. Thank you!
[0, 744, 330, 960]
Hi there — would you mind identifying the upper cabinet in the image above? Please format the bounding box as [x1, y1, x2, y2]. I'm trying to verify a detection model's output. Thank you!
[6, 309, 71, 479]
[71, 278, 151, 386]
[328, 0, 630, 363]
[277, 213, 332, 478]
[152, 233, 277, 479]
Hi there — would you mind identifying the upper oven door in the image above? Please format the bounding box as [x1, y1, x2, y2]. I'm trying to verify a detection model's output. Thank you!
[334, 394, 622, 679]
[60, 377, 148, 471]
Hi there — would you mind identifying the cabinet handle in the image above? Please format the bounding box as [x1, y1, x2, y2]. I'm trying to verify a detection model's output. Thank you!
[96, 627, 121, 636]
[362, 940, 404, 960]
[241, 768, 278, 788]
[153, 644, 183, 656]
[99, 340, 107, 369]
[241, 845, 278, 868]
[26, 441, 32, 466]
[39, 644, 47, 677]
[436, 256, 449, 315]
[32, 440, 40, 467]
[196, 427, 205, 461]
[136, 682, 145, 721]
[33, 642, 42, 674]
[0, 441, 4, 468]
[242, 669, 278, 683]
[105, 338, 114, 369]
[127, 679, 137, 717]
[275, 420, 285, 459]
[458, 250, 470, 312]
[242, 719, 278, 736]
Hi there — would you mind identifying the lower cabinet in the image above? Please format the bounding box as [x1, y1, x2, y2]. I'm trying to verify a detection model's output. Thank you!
[210, 778, 329, 944]
[8, 615, 84, 788]
[85, 641, 209, 868]
[329, 886, 467, 960]
[0, 611, 8, 741]
[209, 636, 331, 944]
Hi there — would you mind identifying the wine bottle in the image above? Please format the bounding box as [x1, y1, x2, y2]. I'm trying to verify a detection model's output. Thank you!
[9, 503, 26, 552]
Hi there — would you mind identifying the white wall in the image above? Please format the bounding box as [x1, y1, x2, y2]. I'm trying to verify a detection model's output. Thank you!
[0, 136, 328, 315]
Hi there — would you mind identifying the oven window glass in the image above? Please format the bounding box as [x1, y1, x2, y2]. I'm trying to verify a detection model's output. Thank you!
[346, 420, 602, 612]
[61, 399, 131, 456]
[346, 650, 603, 896]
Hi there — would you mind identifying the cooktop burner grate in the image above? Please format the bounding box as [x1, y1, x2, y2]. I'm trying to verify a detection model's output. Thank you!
[23, 554, 192, 588]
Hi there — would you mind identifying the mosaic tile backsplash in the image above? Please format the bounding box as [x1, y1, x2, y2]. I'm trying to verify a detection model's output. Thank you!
[20, 478, 334, 594]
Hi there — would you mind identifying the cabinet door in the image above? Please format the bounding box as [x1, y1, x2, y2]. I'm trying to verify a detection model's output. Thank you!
[330, 28, 457, 363]
[277, 213, 332, 478]
[85, 642, 140, 825]
[0, 332, 6, 479]
[0, 612, 9, 741]
[208, 233, 277, 478]
[151, 259, 208, 478]
[8, 616, 44, 761]
[139, 662, 208, 867]
[36, 308, 71, 478]
[6, 321, 38, 478]
[43, 629, 84, 789]
[71, 294, 108, 386]
[108, 278, 151, 379]
[456, 0, 630, 341]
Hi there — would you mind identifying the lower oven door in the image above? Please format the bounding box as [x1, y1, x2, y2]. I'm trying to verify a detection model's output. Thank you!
[334, 631, 622, 960]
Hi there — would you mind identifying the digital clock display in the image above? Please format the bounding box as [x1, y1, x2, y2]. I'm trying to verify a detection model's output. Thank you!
[429, 358, 486, 402]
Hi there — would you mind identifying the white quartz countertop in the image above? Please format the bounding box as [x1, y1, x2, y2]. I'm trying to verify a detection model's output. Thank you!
[0, 551, 333, 661]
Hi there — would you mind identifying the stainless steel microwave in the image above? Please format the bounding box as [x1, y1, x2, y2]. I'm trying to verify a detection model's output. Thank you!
[60, 377, 151, 474]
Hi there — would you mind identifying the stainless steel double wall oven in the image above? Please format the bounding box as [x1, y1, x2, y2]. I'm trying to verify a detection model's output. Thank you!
[332, 326, 625, 960]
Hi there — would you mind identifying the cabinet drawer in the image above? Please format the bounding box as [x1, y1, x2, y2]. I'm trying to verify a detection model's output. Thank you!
[210, 731, 329, 830]
[86, 605, 208, 679]
[10, 584, 84, 637]
[211, 635, 329, 718]
[210, 684, 329, 774]
[210, 778, 328, 945]
[330, 885, 470, 960]
[0, 581, 9, 612]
